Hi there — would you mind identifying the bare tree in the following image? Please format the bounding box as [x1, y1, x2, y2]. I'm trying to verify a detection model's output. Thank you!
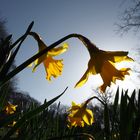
[117, 0, 140, 33]
[0, 19, 8, 39]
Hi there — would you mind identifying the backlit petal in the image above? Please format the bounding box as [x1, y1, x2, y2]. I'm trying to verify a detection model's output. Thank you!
[43, 57, 63, 81]
[75, 69, 91, 88]
[102, 50, 134, 62]
[47, 43, 68, 56]
[86, 109, 94, 124]
[113, 56, 134, 62]
[83, 109, 94, 125]
[32, 53, 47, 72]
[100, 61, 131, 92]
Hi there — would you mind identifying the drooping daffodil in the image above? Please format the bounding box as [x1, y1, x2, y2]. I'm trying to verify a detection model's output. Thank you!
[75, 35, 133, 92]
[67, 101, 94, 128]
[29, 32, 68, 81]
[5, 102, 17, 115]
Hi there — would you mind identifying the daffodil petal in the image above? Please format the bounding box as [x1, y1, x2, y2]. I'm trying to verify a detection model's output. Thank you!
[82, 109, 94, 125]
[28, 62, 33, 67]
[104, 50, 133, 62]
[100, 61, 131, 92]
[72, 101, 76, 106]
[86, 109, 94, 124]
[75, 69, 91, 88]
[88, 58, 97, 74]
[68, 102, 80, 112]
[113, 56, 134, 62]
[43, 57, 63, 81]
[47, 43, 68, 56]
[83, 114, 90, 125]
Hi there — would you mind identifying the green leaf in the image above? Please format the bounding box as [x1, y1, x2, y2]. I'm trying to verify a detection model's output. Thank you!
[113, 87, 119, 114]
[138, 89, 140, 112]
[0, 35, 12, 72]
[112, 87, 119, 130]
[120, 90, 128, 140]
[126, 94, 135, 137]
[104, 103, 110, 139]
[0, 85, 10, 111]
[0, 45, 20, 82]
[9, 21, 34, 50]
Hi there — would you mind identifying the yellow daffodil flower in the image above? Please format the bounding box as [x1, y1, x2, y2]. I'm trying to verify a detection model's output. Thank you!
[5, 102, 17, 115]
[67, 101, 94, 128]
[29, 32, 68, 81]
[100, 61, 130, 92]
[8, 121, 16, 127]
[75, 35, 133, 92]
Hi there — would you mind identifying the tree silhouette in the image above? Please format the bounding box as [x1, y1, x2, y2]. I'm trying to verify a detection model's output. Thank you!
[117, 0, 140, 33]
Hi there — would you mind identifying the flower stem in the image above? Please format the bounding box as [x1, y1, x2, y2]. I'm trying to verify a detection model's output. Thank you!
[85, 96, 105, 105]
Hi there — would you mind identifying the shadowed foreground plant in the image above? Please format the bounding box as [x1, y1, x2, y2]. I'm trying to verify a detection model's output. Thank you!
[67, 88, 140, 140]
[103, 88, 140, 140]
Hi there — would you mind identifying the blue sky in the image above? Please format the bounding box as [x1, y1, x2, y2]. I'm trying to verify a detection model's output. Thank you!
[0, 0, 140, 105]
